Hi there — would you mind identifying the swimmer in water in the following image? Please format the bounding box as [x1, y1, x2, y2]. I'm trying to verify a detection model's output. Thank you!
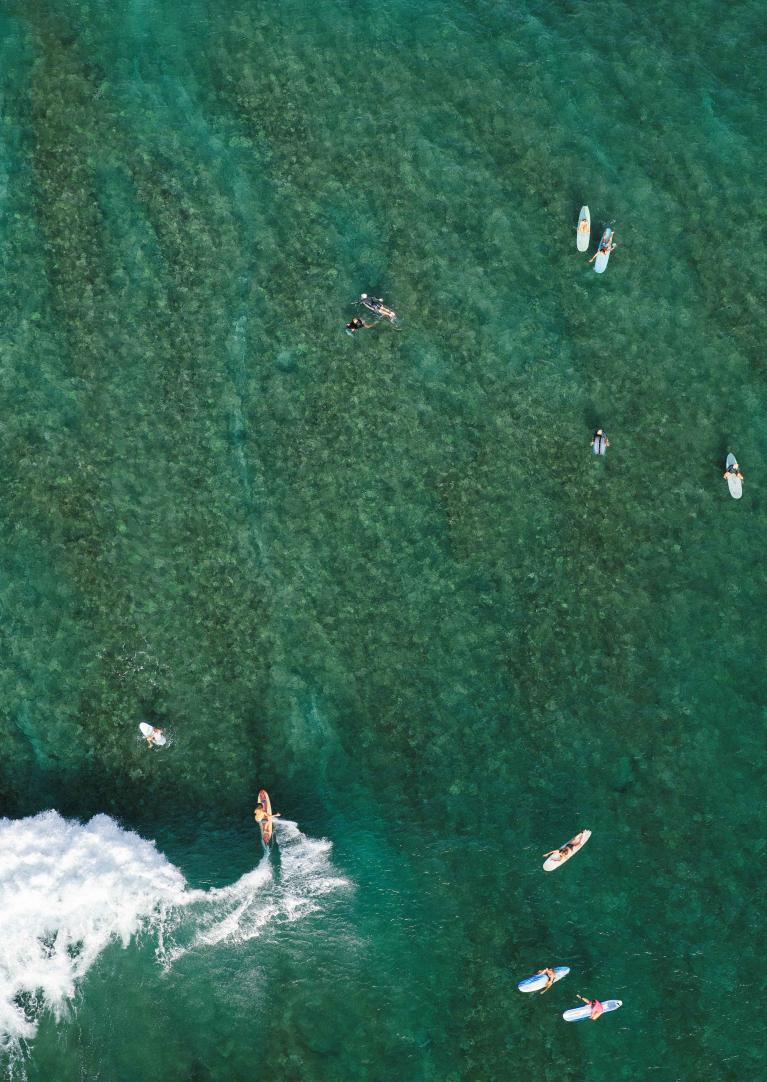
[360, 293, 397, 322]
[345, 316, 375, 334]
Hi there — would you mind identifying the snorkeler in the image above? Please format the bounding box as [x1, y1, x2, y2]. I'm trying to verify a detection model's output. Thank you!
[360, 293, 397, 322]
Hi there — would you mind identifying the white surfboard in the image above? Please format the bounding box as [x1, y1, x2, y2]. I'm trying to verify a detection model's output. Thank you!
[594, 228, 614, 273]
[543, 829, 591, 871]
[563, 999, 622, 1022]
[725, 453, 742, 499]
[518, 966, 570, 993]
[577, 206, 590, 252]
[139, 722, 166, 746]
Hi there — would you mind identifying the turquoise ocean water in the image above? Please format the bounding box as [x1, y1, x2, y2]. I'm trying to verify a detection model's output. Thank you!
[0, 0, 765, 1078]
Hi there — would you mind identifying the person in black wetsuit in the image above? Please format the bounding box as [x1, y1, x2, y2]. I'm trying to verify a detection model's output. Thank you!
[360, 293, 397, 321]
[345, 316, 374, 334]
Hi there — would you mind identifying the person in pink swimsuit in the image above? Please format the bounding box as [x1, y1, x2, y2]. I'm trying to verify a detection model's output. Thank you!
[576, 993, 604, 1019]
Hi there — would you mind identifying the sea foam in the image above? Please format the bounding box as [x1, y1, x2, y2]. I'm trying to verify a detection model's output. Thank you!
[0, 810, 348, 1059]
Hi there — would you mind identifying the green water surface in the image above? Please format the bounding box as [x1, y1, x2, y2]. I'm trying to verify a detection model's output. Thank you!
[0, 0, 765, 1078]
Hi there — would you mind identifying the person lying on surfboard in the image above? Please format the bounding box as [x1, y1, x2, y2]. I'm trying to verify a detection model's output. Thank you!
[536, 968, 558, 993]
[360, 294, 397, 322]
[254, 805, 281, 827]
[575, 994, 604, 1020]
[591, 429, 609, 454]
[543, 831, 587, 863]
[723, 461, 744, 482]
[144, 727, 164, 747]
[588, 232, 616, 263]
[577, 218, 590, 240]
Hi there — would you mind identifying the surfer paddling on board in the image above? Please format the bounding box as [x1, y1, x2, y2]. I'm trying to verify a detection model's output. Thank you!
[535, 968, 558, 994]
[591, 429, 609, 455]
[589, 231, 616, 264]
[575, 994, 604, 1020]
[723, 460, 744, 483]
[544, 831, 587, 865]
[359, 294, 397, 322]
[144, 727, 164, 748]
[577, 218, 590, 242]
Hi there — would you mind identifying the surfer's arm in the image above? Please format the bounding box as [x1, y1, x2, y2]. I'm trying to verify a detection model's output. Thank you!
[588, 252, 597, 263]
[542, 850, 557, 857]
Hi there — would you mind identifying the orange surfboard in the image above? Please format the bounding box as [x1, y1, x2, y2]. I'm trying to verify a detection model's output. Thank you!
[256, 789, 273, 845]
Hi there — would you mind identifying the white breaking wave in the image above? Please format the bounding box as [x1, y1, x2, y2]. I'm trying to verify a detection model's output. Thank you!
[0, 811, 349, 1057]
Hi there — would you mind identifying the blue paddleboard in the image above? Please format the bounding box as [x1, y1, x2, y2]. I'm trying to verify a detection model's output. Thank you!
[594, 228, 614, 273]
[563, 998, 622, 1021]
[518, 966, 570, 993]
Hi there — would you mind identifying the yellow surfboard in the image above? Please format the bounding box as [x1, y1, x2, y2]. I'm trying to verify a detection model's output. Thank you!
[256, 789, 273, 845]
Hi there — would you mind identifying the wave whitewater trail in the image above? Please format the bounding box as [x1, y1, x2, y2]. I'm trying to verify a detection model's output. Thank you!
[0, 811, 348, 1069]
